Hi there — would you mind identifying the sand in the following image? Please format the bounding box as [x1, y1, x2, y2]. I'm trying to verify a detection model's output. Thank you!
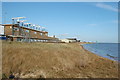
[2, 41, 119, 78]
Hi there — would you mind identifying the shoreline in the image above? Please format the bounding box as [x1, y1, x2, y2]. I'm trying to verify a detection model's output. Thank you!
[2, 42, 119, 78]
[79, 43, 116, 62]
[79, 43, 118, 62]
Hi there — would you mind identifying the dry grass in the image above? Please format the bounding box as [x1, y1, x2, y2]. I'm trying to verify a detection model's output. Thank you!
[0, 41, 2, 79]
[2, 41, 119, 78]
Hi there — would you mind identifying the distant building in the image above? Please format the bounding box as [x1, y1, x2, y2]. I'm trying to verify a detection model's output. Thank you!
[60, 38, 80, 43]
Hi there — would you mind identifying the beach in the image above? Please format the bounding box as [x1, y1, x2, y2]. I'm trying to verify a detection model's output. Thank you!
[2, 41, 119, 78]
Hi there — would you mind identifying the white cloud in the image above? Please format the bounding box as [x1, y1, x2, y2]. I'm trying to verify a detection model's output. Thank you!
[95, 3, 118, 12]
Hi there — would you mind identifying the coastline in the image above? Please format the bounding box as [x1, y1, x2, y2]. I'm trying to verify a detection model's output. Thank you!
[79, 43, 116, 62]
[80, 43, 118, 62]
[2, 42, 119, 78]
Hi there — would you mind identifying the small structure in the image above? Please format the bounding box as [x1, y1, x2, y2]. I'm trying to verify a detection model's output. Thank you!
[60, 38, 80, 43]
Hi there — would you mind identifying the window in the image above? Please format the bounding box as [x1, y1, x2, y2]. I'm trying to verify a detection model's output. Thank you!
[24, 24, 27, 27]
[40, 33, 42, 35]
[28, 24, 31, 26]
[45, 33, 48, 36]
[14, 27, 19, 31]
[36, 27, 38, 30]
[33, 26, 35, 29]
[26, 30, 29, 33]
[38, 28, 40, 31]
[10, 26, 12, 28]
[34, 32, 37, 34]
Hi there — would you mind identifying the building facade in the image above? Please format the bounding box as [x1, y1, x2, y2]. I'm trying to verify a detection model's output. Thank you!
[1, 24, 58, 42]
[60, 38, 80, 43]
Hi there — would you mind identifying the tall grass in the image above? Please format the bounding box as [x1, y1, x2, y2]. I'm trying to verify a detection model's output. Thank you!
[2, 41, 118, 78]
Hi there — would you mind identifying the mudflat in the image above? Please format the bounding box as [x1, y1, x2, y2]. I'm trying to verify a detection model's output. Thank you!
[2, 41, 119, 78]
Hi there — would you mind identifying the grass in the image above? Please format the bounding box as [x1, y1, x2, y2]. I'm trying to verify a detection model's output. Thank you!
[2, 41, 119, 78]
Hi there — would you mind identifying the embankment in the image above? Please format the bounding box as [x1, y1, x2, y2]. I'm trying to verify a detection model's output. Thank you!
[2, 41, 118, 78]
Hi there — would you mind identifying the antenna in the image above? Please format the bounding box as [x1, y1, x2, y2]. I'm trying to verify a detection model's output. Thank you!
[12, 17, 26, 20]
[17, 20, 27, 23]
[12, 17, 26, 24]
[4, 12, 7, 24]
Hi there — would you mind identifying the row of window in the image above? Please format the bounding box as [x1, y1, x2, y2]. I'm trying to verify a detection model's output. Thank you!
[25, 30, 47, 36]
[20, 23, 41, 31]
[17, 38, 49, 42]
[10, 26, 47, 36]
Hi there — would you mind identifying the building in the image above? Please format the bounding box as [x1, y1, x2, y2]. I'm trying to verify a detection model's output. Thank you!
[0, 24, 58, 42]
[60, 38, 80, 43]
[0, 16, 62, 42]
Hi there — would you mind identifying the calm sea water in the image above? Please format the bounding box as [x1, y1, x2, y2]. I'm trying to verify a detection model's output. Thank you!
[82, 43, 119, 61]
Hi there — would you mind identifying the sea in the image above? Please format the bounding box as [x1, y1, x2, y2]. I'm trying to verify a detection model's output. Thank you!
[82, 43, 119, 61]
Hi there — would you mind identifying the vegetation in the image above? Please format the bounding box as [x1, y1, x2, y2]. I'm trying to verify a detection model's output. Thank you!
[2, 41, 118, 78]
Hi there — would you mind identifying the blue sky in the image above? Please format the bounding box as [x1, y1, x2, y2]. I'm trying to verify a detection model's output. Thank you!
[2, 0, 119, 2]
[2, 2, 118, 43]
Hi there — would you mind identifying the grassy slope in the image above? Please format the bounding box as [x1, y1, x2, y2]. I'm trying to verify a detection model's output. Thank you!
[2, 41, 118, 78]
[0, 41, 2, 79]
